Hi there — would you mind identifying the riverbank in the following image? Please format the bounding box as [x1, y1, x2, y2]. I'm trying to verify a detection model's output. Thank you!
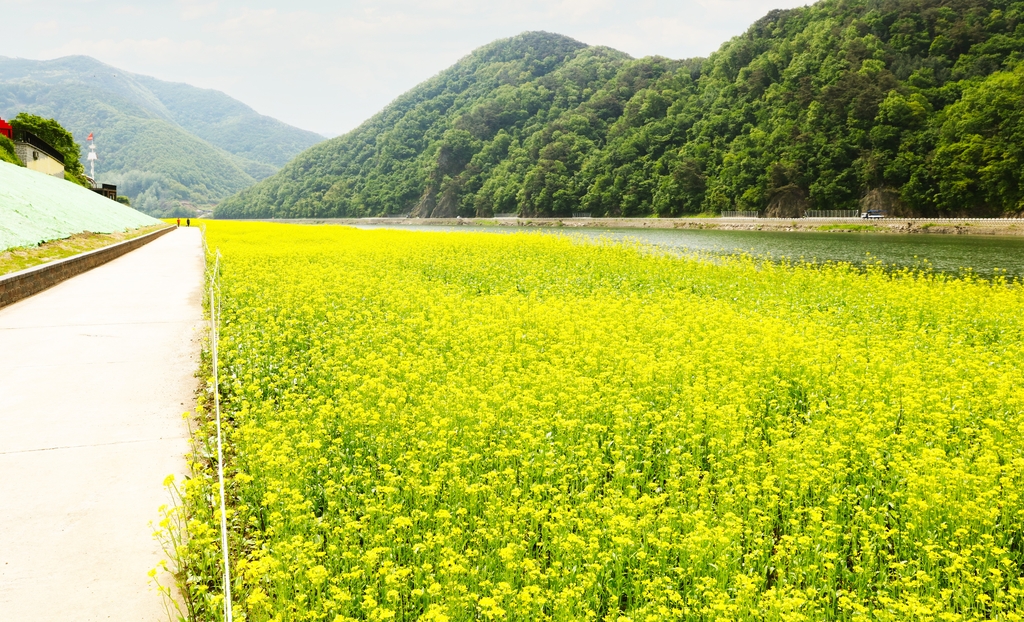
[231, 216, 1024, 236]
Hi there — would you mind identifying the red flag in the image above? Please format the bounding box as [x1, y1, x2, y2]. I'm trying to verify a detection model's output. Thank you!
[87, 133, 94, 141]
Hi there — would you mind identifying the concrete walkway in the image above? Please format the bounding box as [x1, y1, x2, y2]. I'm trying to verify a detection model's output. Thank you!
[0, 227, 204, 621]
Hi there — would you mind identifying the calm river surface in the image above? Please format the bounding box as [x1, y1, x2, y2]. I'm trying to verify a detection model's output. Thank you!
[352, 224, 1024, 279]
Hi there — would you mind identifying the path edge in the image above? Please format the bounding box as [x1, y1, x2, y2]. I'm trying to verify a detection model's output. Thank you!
[0, 226, 175, 309]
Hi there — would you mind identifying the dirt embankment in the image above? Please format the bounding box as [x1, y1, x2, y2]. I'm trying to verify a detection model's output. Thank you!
[0, 224, 168, 276]
[243, 217, 1024, 237]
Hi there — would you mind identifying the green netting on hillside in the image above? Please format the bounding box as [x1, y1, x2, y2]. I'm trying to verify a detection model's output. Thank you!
[0, 162, 160, 250]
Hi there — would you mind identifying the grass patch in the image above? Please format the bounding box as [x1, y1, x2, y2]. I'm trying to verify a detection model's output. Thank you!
[0, 224, 167, 276]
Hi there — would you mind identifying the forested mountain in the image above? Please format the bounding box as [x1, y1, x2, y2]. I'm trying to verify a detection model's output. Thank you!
[219, 1, 1024, 219]
[0, 56, 323, 216]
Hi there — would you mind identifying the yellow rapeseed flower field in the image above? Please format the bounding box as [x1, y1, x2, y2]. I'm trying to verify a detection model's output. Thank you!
[180, 221, 1024, 621]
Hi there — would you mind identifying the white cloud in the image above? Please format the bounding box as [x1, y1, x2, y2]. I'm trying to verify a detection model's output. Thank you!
[31, 20, 60, 36]
[178, 0, 219, 20]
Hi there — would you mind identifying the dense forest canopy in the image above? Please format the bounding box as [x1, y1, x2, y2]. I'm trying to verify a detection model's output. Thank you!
[218, 0, 1024, 219]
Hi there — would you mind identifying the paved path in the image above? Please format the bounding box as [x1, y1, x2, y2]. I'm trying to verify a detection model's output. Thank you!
[0, 227, 204, 621]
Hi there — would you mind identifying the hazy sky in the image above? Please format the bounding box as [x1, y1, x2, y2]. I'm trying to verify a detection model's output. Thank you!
[1, 0, 808, 137]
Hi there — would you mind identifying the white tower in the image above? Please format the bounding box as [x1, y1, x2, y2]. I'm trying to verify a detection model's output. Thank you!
[86, 133, 97, 184]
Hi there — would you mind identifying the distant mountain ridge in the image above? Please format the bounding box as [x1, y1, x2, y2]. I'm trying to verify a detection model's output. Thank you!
[220, 1, 1024, 219]
[0, 56, 323, 215]
[218, 31, 639, 218]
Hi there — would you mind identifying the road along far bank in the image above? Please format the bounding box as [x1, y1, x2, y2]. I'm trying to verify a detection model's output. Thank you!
[232, 216, 1024, 236]
[0, 226, 203, 621]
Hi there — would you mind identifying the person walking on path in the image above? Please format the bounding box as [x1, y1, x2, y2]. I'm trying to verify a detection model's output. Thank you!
[186, 218, 190, 227]
[177, 218, 180, 227]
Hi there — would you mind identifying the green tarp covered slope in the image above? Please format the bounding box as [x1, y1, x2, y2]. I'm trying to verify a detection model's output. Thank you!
[0, 162, 160, 251]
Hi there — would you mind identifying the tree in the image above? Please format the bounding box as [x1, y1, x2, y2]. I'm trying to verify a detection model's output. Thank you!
[218, 5, 1024, 220]
[10, 113, 88, 184]
[0, 135, 23, 166]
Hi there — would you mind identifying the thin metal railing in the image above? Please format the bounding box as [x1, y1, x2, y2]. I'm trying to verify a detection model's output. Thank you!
[721, 210, 759, 218]
[805, 210, 860, 218]
[12, 129, 65, 163]
[209, 250, 233, 622]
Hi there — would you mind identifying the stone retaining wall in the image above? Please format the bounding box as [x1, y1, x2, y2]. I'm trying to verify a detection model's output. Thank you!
[0, 226, 174, 309]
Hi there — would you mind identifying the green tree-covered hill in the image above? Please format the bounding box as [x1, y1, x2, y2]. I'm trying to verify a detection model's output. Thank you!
[0, 55, 324, 216]
[219, 1, 1024, 219]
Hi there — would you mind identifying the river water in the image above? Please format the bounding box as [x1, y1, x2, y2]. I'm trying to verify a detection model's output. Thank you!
[352, 224, 1024, 279]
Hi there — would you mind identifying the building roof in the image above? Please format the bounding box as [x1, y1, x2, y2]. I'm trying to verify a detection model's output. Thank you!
[13, 129, 64, 164]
